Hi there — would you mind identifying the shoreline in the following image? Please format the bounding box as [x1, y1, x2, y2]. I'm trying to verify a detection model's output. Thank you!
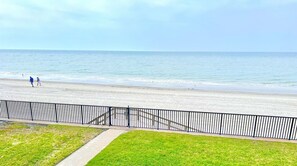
[0, 78, 296, 97]
[1, 78, 297, 117]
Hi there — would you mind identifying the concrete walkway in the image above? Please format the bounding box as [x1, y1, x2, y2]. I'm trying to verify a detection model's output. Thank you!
[57, 129, 127, 166]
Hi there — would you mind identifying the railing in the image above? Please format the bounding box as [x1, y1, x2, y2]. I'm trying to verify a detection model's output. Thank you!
[0, 100, 296, 140]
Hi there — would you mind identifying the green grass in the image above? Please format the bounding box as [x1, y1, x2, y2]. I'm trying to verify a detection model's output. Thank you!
[0, 121, 102, 166]
[88, 130, 297, 166]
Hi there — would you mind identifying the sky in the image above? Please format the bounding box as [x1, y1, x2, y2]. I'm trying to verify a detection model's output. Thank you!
[0, 0, 297, 52]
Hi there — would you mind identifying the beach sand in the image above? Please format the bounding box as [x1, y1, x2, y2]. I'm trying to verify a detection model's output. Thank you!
[0, 78, 296, 117]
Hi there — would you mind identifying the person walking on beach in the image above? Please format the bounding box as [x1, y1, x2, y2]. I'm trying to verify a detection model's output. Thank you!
[37, 77, 41, 86]
[29, 76, 34, 87]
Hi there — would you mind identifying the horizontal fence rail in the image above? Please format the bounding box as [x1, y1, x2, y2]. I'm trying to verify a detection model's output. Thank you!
[0, 100, 296, 140]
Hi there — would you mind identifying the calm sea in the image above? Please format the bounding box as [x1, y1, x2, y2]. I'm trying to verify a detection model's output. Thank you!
[0, 50, 296, 94]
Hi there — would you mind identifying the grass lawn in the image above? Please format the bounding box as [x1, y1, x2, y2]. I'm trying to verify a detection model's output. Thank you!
[0, 121, 103, 166]
[88, 130, 297, 166]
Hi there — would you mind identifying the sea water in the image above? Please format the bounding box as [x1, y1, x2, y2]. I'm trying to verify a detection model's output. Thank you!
[0, 50, 296, 94]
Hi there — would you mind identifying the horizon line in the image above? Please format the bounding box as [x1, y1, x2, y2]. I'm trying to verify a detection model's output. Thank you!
[0, 48, 296, 53]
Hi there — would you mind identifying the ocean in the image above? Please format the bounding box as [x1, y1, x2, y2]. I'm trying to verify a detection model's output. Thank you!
[0, 50, 296, 94]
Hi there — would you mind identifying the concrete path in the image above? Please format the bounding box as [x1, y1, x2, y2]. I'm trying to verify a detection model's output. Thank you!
[57, 129, 127, 166]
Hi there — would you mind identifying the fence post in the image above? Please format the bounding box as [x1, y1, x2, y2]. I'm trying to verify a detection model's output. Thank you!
[5, 101, 10, 119]
[157, 110, 160, 130]
[187, 112, 190, 132]
[104, 113, 107, 125]
[288, 118, 295, 140]
[80, 105, 84, 124]
[29, 102, 33, 121]
[219, 114, 224, 135]
[127, 106, 130, 128]
[54, 104, 58, 123]
[109, 107, 112, 126]
[253, 115, 258, 137]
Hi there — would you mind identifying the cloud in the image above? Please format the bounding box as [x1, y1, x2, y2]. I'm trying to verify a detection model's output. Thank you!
[0, 0, 296, 51]
[0, 0, 296, 28]
[0, 0, 128, 28]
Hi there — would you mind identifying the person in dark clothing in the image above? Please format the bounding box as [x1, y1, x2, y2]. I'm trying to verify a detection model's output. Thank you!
[29, 76, 34, 87]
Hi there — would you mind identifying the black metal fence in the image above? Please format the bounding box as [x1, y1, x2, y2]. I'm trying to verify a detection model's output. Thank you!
[0, 100, 296, 140]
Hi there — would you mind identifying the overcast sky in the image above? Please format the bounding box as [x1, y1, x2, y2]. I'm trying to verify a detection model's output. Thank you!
[0, 0, 297, 52]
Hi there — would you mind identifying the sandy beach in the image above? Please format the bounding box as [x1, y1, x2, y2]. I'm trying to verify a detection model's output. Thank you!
[0, 78, 296, 117]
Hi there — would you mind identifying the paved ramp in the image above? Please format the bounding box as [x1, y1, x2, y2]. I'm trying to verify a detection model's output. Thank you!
[57, 129, 127, 166]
